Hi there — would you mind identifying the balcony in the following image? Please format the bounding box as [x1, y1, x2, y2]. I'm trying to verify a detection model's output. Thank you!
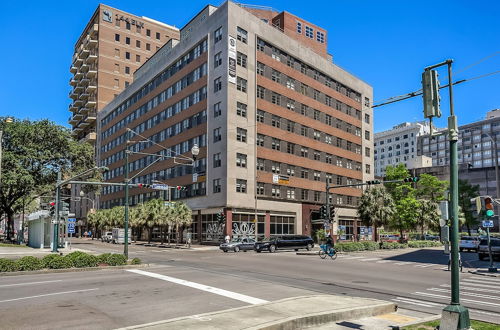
[80, 78, 90, 86]
[74, 57, 83, 67]
[86, 69, 97, 78]
[81, 131, 97, 143]
[89, 24, 98, 37]
[69, 115, 78, 125]
[79, 107, 89, 115]
[80, 63, 89, 73]
[86, 53, 97, 63]
[86, 84, 97, 93]
[73, 99, 84, 107]
[86, 97, 97, 108]
[73, 112, 84, 121]
[69, 90, 78, 100]
[70, 65, 78, 74]
[74, 71, 83, 80]
[69, 104, 78, 112]
[69, 78, 77, 86]
[80, 48, 90, 59]
[86, 35, 98, 48]
[85, 112, 97, 123]
[74, 85, 84, 94]
[79, 92, 89, 100]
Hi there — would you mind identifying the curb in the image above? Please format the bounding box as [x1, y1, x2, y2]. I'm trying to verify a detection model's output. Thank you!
[468, 269, 500, 277]
[0, 263, 151, 277]
[118, 295, 396, 330]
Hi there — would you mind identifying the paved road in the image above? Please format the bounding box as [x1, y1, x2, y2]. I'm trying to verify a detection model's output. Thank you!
[1, 240, 498, 329]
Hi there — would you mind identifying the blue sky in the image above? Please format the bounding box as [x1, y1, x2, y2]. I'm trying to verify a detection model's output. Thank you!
[0, 0, 498, 133]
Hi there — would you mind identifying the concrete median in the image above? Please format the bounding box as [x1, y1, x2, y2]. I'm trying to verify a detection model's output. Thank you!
[118, 294, 396, 330]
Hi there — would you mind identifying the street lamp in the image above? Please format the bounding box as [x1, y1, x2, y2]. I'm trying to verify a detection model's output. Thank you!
[0, 117, 13, 240]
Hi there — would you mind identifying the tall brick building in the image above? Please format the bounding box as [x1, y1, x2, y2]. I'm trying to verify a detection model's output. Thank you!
[68, 4, 179, 229]
[97, 2, 373, 243]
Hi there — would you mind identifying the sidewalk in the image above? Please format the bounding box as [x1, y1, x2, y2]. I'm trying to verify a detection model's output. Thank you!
[0, 245, 89, 258]
[118, 295, 397, 330]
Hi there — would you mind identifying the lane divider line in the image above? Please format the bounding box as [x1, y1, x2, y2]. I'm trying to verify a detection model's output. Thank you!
[127, 269, 268, 305]
[0, 280, 63, 288]
[0, 288, 98, 304]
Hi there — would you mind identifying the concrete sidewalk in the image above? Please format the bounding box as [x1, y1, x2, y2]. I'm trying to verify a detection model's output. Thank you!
[0, 245, 89, 257]
[118, 295, 396, 330]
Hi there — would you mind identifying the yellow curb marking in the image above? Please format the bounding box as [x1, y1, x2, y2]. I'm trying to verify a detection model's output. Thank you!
[375, 313, 417, 323]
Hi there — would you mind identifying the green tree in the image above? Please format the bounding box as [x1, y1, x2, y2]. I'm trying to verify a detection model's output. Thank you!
[384, 164, 414, 201]
[415, 173, 448, 203]
[170, 202, 192, 246]
[142, 199, 167, 243]
[0, 118, 95, 240]
[458, 179, 480, 235]
[389, 196, 419, 240]
[415, 199, 441, 235]
[357, 186, 395, 241]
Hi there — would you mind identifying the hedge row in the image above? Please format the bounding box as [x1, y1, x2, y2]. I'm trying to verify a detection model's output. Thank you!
[335, 240, 442, 252]
[0, 252, 141, 273]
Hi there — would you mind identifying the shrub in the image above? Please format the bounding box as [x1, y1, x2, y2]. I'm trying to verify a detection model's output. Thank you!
[130, 258, 141, 265]
[0, 258, 19, 272]
[408, 240, 443, 248]
[97, 253, 112, 265]
[42, 254, 72, 269]
[336, 242, 365, 252]
[361, 241, 379, 251]
[16, 256, 44, 271]
[106, 254, 127, 266]
[65, 251, 98, 268]
[380, 242, 407, 249]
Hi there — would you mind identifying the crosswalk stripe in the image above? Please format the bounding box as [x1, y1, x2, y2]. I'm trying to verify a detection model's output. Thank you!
[392, 298, 438, 308]
[376, 260, 394, 263]
[458, 282, 498, 289]
[393, 297, 443, 307]
[470, 276, 500, 283]
[441, 284, 500, 293]
[427, 288, 500, 301]
[395, 262, 415, 265]
[414, 292, 500, 307]
[463, 278, 500, 285]
[414, 264, 434, 268]
[395, 296, 500, 317]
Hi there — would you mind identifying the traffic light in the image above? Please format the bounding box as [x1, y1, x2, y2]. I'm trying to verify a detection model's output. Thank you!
[137, 183, 151, 188]
[403, 177, 419, 183]
[484, 197, 494, 218]
[422, 69, 441, 119]
[329, 206, 335, 220]
[216, 212, 225, 224]
[176, 186, 187, 191]
[49, 201, 56, 216]
[470, 197, 481, 215]
[61, 201, 70, 217]
[319, 205, 327, 220]
[366, 180, 381, 185]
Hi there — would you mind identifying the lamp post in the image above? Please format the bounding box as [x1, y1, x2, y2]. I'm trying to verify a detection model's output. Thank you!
[483, 133, 500, 222]
[0, 117, 13, 240]
[79, 191, 95, 236]
[123, 128, 199, 259]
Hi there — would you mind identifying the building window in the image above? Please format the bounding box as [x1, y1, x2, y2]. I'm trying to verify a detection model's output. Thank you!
[271, 92, 281, 105]
[237, 77, 247, 92]
[314, 191, 320, 202]
[301, 189, 308, 200]
[136, 40, 141, 48]
[213, 153, 221, 168]
[214, 102, 222, 117]
[136, 54, 140, 62]
[257, 39, 265, 51]
[126, 22, 130, 30]
[296, 22, 302, 34]
[236, 153, 247, 168]
[214, 77, 222, 92]
[214, 27, 223, 43]
[365, 164, 371, 174]
[214, 52, 222, 68]
[305, 26, 314, 38]
[257, 110, 264, 123]
[314, 172, 321, 181]
[287, 143, 295, 154]
[115, 33, 120, 42]
[256, 62, 265, 75]
[365, 147, 371, 157]
[236, 102, 247, 117]
[114, 63, 119, 72]
[272, 186, 281, 198]
[301, 126, 308, 137]
[236, 128, 247, 142]
[364, 114, 370, 124]
[257, 134, 264, 146]
[257, 86, 265, 99]
[213, 179, 221, 193]
[146, 29, 151, 37]
[257, 183, 265, 195]
[156, 32, 161, 40]
[146, 43, 151, 51]
[125, 52, 130, 60]
[272, 138, 281, 151]
[287, 189, 295, 200]
[236, 179, 247, 193]
[237, 27, 248, 43]
[271, 115, 280, 128]
[365, 130, 370, 140]
[316, 31, 325, 43]
[125, 81, 129, 87]
[271, 70, 281, 83]
[114, 79, 119, 88]
[300, 168, 308, 179]
[125, 37, 130, 45]
[114, 48, 120, 57]
[237, 52, 247, 68]
[300, 147, 308, 158]
[213, 127, 222, 142]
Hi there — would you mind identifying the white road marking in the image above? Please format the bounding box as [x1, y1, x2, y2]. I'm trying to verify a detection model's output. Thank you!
[470, 276, 500, 283]
[395, 262, 414, 265]
[457, 282, 496, 289]
[414, 264, 434, 268]
[427, 288, 500, 300]
[360, 258, 381, 262]
[392, 297, 443, 308]
[0, 288, 98, 304]
[376, 260, 394, 263]
[0, 280, 63, 288]
[463, 278, 500, 285]
[127, 269, 268, 305]
[440, 284, 498, 293]
[413, 292, 500, 307]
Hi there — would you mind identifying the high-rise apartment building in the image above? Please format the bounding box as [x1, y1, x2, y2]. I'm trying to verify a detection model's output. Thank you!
[68, 4, 179, 228]
[97, 2, 373, 243]
[374, 121, 433, 177]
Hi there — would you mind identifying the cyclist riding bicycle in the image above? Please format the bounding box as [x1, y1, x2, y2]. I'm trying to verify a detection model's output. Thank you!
[326, 236, 334, 253]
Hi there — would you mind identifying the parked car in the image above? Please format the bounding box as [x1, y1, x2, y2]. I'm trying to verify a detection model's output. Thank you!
[459, 236, 480, 252]
[380, 234, 401, 243]
[424, 234, 439, 241]
[254, 235, 314, 253]
[478, 238, 500, 261]
[101, 232, 113, 243]
[219, 238, 256, 252]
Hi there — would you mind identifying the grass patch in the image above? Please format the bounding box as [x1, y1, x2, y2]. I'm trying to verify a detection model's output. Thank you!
[403, 319, 498, 330]
[0, 243, 28, 248]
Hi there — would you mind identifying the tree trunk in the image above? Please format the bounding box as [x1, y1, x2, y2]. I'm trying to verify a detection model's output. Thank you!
[466, 223, 471, 236]
[148, 227, 152, 244]
[6, 209, 14, 241]
[175, 224, 179, 247]
[167, 225, 171, 246]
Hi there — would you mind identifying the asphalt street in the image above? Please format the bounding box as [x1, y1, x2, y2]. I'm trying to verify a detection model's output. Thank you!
[0, 240, 499, 329]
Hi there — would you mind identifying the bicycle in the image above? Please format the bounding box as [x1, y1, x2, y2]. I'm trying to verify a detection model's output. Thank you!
[319, 244, 337, 260]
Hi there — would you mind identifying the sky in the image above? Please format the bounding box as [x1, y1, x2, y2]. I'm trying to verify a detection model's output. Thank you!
[0, 0, 498, 133]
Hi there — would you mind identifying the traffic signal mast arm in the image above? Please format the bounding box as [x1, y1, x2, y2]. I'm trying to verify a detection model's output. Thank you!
[327, 177, 419, 190]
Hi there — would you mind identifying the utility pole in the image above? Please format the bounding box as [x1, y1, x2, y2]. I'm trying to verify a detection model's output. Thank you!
[124, 129, 131, 259]
[52, 171, 62, 252]
[422, 60, 469, 329]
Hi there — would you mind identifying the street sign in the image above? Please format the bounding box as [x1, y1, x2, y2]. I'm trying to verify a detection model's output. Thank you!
[151, 184, 169, 190]
[67, 222, 75, 234]
[164, 201, 174, 207]
[192, 173, 198, 183]
[482, 220, 494, 228]
[68, 218, 76, 222]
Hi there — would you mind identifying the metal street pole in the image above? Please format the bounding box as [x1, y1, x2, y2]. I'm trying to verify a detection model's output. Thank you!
[325, 182, 331, 240]
[52, 171, 61, 252]
[486, 133, 500, 227]
[124, 132, 130, 259]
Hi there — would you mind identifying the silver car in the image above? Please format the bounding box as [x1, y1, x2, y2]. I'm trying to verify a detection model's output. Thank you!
[478, 238, 500, 261]
[459, 236, 479, 252]
[219, 238, 256, 253]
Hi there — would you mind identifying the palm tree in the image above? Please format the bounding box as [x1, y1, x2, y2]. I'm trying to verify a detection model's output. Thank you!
[170, 202, 193, 246]
[415, 199, 440, 236]
[357, 186, 395, 241]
